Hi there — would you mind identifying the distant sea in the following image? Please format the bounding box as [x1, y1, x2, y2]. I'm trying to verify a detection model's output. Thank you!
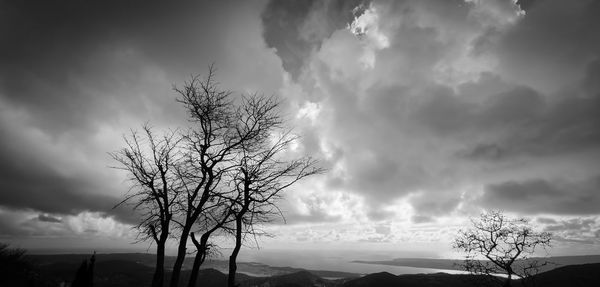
[231, 249, 465, 275]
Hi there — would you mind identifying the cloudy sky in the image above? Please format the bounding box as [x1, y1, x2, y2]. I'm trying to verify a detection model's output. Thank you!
[1, 0, 599, 258]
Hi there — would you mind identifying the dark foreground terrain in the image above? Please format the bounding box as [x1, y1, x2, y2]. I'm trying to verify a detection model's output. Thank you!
[3, 253, 600, 286]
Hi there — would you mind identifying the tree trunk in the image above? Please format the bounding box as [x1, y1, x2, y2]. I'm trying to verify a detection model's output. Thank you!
[172, 182, 213, 287]
[151, 241, 166, 287]
[227, 216, 243, 287]
[187, 233, 210, 287]
[504, 272, 512, 287]
[170, 226, 192, 287]
[186, 250, 206, 287]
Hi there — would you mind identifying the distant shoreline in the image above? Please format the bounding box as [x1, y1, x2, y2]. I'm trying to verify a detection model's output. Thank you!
[352, 255, 600, 274]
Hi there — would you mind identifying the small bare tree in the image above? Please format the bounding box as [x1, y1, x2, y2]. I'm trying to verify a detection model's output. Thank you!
[452, 210, 552, 287]
[225, 100, 324, 287]
[111, 125, 182, 287]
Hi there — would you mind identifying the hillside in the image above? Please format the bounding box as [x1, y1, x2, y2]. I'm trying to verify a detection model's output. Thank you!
[520, 263, 600, 287]
[341, 263, 600, 287]
[241, 270, 336, 287]
[342, 272, 489, 287]
[13, 253, 600, 287]
[27, 253, 359, 279]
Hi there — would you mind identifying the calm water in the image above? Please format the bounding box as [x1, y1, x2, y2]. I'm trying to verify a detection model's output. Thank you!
[233, 249, 465, 275]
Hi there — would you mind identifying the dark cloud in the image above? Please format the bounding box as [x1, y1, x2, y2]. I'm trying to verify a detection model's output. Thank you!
[480, 86, 544, 125]
[283, 211, 342, 225]
[0, 0, 283, 231]
[37, 214, 62, 223]
[496, 0, 600, 92]
[516, 0, 538, 11]
[411, 215, 434, 224]
[0, 0, 184, 135]
[409, 191, 462, 217]
[416, 84, 545, 135]
[480, 176, 600, 215]
[457, 143, 507, 161]
[475, 0, 600, 163]
[261, 0, 367, 78]
[480, 89, 599, 158]
[423, 67, 600, 161]
[0, 213, 24, 237]
[0, 0, 284, 135]
[415, 86, 475, 135]
[0, 113, 141, 225]
[0, 132, 112, 212]
[0, 161, 131, 223]
[261, 0, 317, 79]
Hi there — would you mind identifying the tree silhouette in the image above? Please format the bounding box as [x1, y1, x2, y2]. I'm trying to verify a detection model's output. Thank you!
[166, 67, 242, 287]
[113, 65, 324, 287]
[0, 243, 35, 286]
[111, 126, 182, 287]
[71, 252, 95, 287]
[226, 127, 323, 287]
[169, 66, 313, 287]
[453, 210, 552, 287]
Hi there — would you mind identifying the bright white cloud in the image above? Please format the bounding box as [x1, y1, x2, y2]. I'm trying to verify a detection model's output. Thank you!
[348, 2, 390, 69]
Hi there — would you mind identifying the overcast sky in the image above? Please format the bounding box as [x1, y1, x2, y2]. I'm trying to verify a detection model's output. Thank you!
[1, 0, 599, 258]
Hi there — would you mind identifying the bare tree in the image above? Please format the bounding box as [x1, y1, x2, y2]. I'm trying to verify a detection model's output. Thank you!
[111, 125, 182, 287]
[113, 66, 324, 287]
[225, 103, 324, 287]
[452, 210, 552, 287]
[169, 67, 293, 287]
[167, 69, 235, 287]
